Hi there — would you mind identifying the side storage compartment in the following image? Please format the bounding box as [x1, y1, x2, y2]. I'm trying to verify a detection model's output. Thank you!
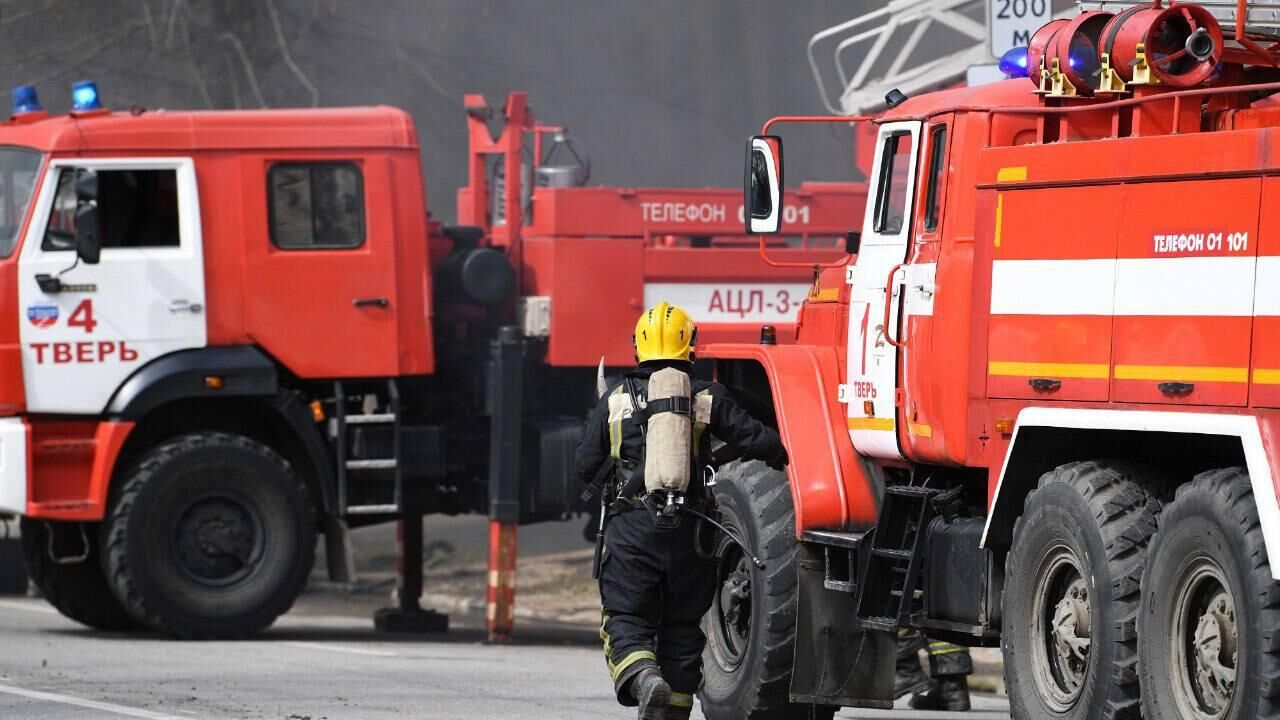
[986, 185, 1119, 402]
[519, 418, 583, 523]
[921, 516, 1000, 637]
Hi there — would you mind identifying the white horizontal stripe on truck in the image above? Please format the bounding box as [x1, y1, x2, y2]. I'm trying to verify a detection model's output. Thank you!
[992, 256, 1260, 317]
[990, 259, 1114, 316]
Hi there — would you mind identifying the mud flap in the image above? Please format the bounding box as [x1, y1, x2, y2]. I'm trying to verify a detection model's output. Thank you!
[0, 533, 24, 595]
[789, 544, 895, 708]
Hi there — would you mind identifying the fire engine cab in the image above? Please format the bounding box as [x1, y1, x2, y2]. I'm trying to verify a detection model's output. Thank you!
[0, 83, 856, 639]
[695, 3, 1280, 720]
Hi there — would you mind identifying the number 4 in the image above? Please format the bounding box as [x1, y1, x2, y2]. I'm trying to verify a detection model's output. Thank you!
[68, 299, 97, 334]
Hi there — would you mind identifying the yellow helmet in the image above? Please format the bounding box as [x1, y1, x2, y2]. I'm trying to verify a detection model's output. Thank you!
[634, 301, 697, 363]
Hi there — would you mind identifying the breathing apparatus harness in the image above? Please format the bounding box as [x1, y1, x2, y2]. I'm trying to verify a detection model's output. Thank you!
[584, 371, 763, 579]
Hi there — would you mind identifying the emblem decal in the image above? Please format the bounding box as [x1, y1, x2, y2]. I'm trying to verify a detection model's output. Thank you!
[26, 305, 59, 328]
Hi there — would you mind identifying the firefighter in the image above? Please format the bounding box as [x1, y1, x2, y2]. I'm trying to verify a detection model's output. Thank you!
[575, 301, 786, 720]
[895, 629, 972, 711]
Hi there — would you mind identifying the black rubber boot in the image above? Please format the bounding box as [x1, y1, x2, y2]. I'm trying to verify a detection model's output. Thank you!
[664, 705, 692, 720]
[631, 667, 672, 720]
[894, 653, 931, 700]
[909, 676, 971, 711]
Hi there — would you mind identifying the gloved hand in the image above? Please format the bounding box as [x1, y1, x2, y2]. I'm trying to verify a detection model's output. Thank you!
[767, 446, 789, 471]
[710, 443, 742, 468]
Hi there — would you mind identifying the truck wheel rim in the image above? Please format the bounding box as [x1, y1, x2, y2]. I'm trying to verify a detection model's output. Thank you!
[1170, 558, 1237, 720]
[1030, 545, 1091, 711]
[172, 491, 267, 588]
[711, 547, 753, 670]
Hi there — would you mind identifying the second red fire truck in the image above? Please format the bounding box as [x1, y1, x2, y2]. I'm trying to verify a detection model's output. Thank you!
[0, 86, 857, 639]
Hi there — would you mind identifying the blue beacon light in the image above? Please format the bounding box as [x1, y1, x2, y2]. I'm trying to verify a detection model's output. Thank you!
[70, 80, 102, 112]
[12, 85, 42, 115]
[999, 47, 1030, 79]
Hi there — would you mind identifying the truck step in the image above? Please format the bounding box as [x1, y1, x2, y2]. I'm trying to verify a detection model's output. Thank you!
[859, 615, 898, 632]
[803, 529, 869, 549]
[857, 483, 936, 629]
[345, 413, 396, 425]
[345, 504, 399, 515]
[346, 459, 397, 470]
[871, 548, 913, 561]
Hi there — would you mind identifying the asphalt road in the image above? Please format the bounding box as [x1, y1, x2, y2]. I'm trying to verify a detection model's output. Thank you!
[0, 596, 1010, 720]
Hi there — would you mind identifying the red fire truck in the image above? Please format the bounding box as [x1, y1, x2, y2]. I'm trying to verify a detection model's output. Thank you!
[695, 3, 1280, 719]
[0, 84, 857, 639]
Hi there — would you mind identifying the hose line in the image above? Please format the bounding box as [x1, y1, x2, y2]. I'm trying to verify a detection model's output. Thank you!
[683, 507, 765, 570]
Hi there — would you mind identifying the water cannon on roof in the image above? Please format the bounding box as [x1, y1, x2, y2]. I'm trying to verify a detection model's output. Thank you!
[1029, 3, 1224, 97]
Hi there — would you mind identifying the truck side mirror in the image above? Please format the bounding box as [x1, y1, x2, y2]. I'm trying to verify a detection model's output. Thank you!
[74, 168, 98, 202]
[73, 169, 100, 265]
[74, 203, 100, 265]
[745, 135, 783, 234]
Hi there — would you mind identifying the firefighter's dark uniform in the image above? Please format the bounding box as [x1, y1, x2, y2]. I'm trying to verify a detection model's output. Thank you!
[575, 361, 784, 712]
[896, 629, 973, 710]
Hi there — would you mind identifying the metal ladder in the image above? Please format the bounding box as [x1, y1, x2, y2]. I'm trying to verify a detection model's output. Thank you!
[855, 484, 939, 631]
[808, 0, 1076, 115]
[334, 379, 403, 516]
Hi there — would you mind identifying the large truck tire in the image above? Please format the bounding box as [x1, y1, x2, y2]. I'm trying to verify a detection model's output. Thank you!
[20, 518, 141, 631]
[1002, 460, 1160, 720]
[700, 460, 834, 720]
[1138, 468, 1280, 720]
[102, 432, 316, 639]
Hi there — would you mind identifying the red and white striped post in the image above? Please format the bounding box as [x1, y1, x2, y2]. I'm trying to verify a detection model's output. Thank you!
[486, 520, 518, 642]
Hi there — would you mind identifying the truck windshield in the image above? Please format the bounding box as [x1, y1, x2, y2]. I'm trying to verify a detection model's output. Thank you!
[0, 148, 43, 258]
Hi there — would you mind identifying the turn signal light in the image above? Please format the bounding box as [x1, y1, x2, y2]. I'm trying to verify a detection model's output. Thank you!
[995, 418, 1014, 435]
[203, 375, 224, 390]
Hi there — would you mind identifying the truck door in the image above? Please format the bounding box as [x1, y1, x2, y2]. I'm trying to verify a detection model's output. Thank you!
[898, 118, 950, 460]
[845, 121, 921, 460]
[244, 157, 401, 378]
[18, 158, 207, 414]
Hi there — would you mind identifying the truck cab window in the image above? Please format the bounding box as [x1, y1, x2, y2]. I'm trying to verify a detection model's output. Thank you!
[42, 168, 180, 251]
[269, 162, 364, 249]
[874, 132, 912, 234]
[0, 148, 43, 258]
[923, 125, 947, 232]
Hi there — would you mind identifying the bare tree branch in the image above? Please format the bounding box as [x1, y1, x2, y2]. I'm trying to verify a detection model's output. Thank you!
[266, 0, 319, 107]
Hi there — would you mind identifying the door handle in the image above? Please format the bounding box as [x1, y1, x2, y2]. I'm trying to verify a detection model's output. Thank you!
[35, 274, 96, 294]
[353, 297, 390, 309]
[1029, 378, 1062, 393]
[1158, 382, 1194, 398]
[882, 263, 908, 349]
[169, 299, 203, 314]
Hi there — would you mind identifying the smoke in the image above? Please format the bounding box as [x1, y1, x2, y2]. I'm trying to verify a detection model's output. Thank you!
[1, 0, 869, 223]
